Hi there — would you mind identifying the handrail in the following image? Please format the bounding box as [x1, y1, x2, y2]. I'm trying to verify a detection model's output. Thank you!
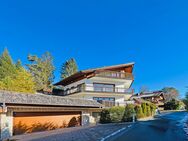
[96, 71, 133, 80]
[64, 84, 134, 95]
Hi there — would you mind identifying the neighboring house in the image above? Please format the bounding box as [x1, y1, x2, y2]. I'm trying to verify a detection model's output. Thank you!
[54, 63, 135, 108]
[131, 91, 165, 110]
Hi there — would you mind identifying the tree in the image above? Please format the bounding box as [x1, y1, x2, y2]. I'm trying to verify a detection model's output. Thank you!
[183, 89, 188, 110]
[0, 48, 36, 93]
[27, 52, 55, 92]
[15, 59, 22, 70]
[0, 48, 16, 79]
[162, 87, 179, 102]
[60, 58, 78, 80]
[135, 105, 144, 119]
[123, 104, 135, 122]
[0, 69, 36, 93]
[146, 105, 151, 117]
[164, 99, 181, 110]
[139, 86, 149, 94]
[141, 103, 147, 116]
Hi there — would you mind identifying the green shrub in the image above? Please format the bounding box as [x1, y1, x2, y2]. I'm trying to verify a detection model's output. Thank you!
[100, 109, 111, 123]
[123, 104, 135, 122]
[149, 103, 157, 116]
[100, 102, 157, 123]
[135, 105, 144, 119]
[146, 105, 151, 117]
[109, 106, 125, 122]
[141, 103, 147, 117]
[164, 99, 183, 110]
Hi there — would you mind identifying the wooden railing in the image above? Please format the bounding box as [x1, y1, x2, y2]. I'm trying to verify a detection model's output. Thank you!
[96, 71, 133, 80]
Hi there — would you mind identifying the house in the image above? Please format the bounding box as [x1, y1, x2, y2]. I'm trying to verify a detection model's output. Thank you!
[54, 63, 135, 108]
[131, 91, 165, 110]
[0, 91, 101, 140]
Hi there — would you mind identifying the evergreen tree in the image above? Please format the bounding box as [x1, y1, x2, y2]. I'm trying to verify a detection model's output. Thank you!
[135, 105, 144, 119]
[27, 52, 55, 91]
[60, 58, 78, 80]
[0, 48, 16, 79]
[146, 105, 151, 117]
[141, 103, 147, 116]
[15, 59, 22, 70]
[0, 48, 36, 93]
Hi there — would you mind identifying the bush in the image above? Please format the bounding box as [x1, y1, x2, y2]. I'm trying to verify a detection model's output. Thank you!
[109, 106, 125, 122]
[100, 103, 157, 123]
[123, 104, 135, 122]
[164, 99, 183, 110]
[149, 103, 157, 116]
[135, 105, 144, 119]
[146, 105, 151, 117]
[141, 103, 147, 117]
[100, 109, 111, 123]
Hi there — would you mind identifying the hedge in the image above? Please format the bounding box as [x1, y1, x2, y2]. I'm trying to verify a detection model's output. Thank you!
[100, 103, 156, 124]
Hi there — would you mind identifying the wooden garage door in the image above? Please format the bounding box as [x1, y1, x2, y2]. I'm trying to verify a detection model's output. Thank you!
[13, 112, 81, 135]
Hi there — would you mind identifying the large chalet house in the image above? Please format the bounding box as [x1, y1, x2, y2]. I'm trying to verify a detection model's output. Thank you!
[54, 63, 135, 108]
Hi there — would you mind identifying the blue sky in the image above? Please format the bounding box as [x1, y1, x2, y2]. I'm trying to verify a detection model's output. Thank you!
[0, 0, 188, 97]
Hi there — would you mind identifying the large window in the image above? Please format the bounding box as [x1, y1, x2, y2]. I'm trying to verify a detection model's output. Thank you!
[93, 83, 115, 92]
[93, 97, 115, 107]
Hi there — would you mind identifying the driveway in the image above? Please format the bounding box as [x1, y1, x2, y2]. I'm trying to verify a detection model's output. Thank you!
[10, 123, 132, 141]
[111, 111, 188, 141]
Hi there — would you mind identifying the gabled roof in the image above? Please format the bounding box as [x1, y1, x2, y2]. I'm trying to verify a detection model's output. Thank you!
[55, 62, 134, 86]
[131, 91, 164, 99]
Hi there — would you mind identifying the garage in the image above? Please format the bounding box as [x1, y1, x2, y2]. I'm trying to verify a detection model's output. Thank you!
[13, 111, 81, 135]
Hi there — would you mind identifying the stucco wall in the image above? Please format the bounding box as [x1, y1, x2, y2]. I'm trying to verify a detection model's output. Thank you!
[64, 76, 133, 91]
[0, 112, 13, 140]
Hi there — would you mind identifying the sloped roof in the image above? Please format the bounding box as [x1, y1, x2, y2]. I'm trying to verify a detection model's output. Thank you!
[55, 62, 134, 86]
[131, 91, 164, 99]
[0, 91, 102, 108]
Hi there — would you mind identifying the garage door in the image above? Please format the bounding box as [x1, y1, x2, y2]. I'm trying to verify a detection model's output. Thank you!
[13, 112, 81, 135]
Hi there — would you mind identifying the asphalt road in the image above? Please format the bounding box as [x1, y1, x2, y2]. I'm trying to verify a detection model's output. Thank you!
[111, 112, 188, 141]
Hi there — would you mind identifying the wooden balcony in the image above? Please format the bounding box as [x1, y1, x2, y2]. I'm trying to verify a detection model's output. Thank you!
[95, 71, 133, 80]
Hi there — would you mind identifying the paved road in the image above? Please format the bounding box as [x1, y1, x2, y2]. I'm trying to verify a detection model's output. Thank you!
[112, 112, 188, 141]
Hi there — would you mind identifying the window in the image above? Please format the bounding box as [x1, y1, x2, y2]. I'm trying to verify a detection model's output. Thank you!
[93, 83, 115, 92]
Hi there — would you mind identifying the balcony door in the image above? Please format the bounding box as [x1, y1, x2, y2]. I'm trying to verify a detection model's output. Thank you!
[93, 83, 115, 93]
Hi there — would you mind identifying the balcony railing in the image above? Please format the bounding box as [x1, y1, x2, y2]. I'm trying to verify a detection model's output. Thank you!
[97, 100, 135, 108]
[95, 71, 133, 80]
[64, 84, 134, 95]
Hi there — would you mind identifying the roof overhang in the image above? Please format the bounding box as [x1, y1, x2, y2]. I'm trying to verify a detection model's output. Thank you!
[55, 62, 135, 86]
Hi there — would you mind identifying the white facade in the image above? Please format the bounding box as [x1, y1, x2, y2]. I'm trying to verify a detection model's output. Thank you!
[63, 75, 133, 105]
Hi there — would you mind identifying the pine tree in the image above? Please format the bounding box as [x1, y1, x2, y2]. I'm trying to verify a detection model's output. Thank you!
[27, 52, 55, 91]
[15, 59, 22, 70]
[0, 48, 36, 93]
[141, 103, 147, 117]
[135, 105, 144, 119]
[0, 48, 16, 79]
[60, 58, 78, 80]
